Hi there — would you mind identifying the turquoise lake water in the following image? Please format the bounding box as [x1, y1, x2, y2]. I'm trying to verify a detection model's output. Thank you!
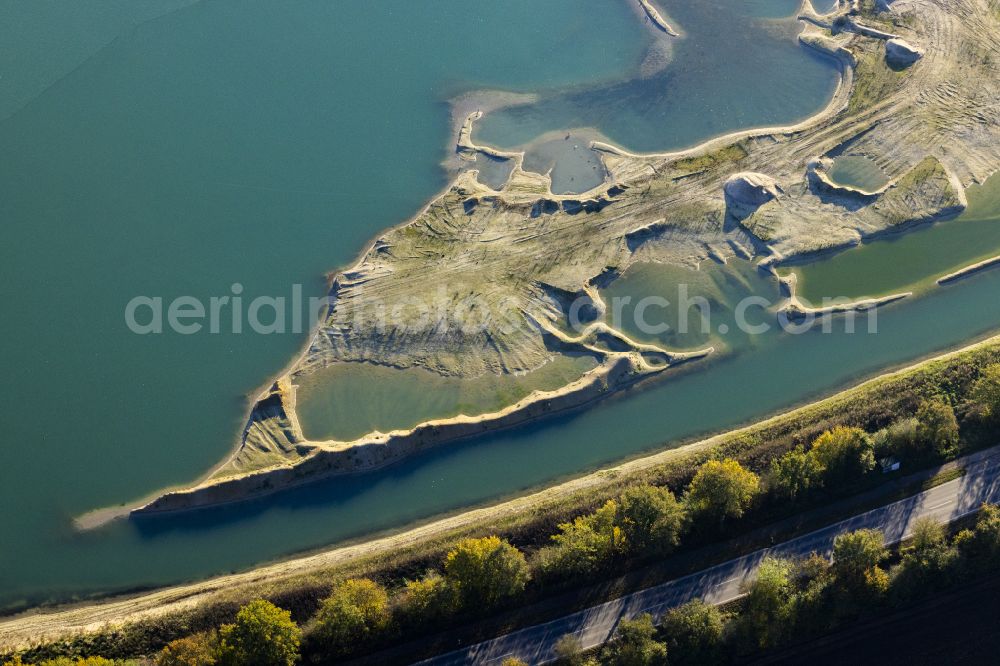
[475, 0, 838, 191]
[3, 0, 997, 609]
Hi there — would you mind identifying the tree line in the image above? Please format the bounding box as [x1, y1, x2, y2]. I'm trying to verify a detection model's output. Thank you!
[542, 503, 1000, 665]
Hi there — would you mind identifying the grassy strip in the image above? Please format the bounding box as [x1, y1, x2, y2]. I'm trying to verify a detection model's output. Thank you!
[921, 466, 966, 490]
[672, 143, 748, 174]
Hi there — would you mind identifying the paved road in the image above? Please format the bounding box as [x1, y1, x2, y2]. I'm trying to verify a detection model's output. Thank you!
[417, 446, 1000, 665]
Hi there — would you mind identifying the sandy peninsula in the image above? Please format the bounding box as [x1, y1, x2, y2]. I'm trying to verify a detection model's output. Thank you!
[83, 0, 1000, 521]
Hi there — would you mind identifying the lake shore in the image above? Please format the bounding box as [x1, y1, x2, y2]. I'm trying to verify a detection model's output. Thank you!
[9, 330, 1000, 652]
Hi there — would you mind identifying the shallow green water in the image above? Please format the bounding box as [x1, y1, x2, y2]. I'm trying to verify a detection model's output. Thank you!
[297, 356, 597, 442]
[600, 260, 782, 352]
[791, 173, 1000, 303]
[4, 0, 995, 611]
[827, 155, 890, 192]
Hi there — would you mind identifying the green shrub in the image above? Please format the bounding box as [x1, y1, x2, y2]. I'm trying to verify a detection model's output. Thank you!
[872, 418, 919, 458]
[399, 571, 456, 625]
[217, 600, 300, 666]
[444, 536, 530, 609]
[909, 516, 946, 553]
[537, 501, 625, 579]
[768, 446, 823, 501]
[538, 485, 687, 580]
[915, 399, 960, 458]
[971, 364, 1000, 420]
[832, 529, 887, 586]
[796, 552, 831, 583]
[789, 575, 835, 637]
[686, 459, 760, 524]
[616, 485, 686, 555]
[553, 634, 585, 665]
[659, 600, 725, 665]
[156, 631, 218, 665]
[312, 578, 391, 652]
[954, 504, 1000, 570]
[740, 557, 795, 648]
[863, 565, 890, 598]
[600, 614, 668, 666]
[891, 519, 958, 602]
[810, 427, 876, 483]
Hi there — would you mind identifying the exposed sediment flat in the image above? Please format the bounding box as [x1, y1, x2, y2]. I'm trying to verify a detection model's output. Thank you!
[122, 0, 1000, 518]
